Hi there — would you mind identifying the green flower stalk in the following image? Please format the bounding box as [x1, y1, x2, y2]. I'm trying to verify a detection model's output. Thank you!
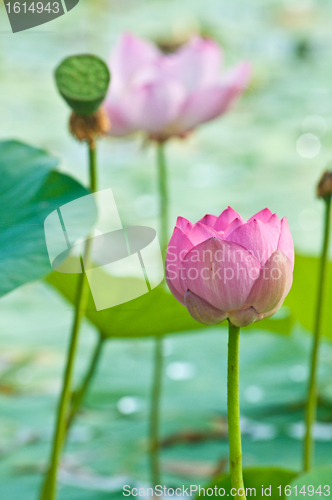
[227, 323, 246, 499]
[66, 336, 105, 433]
[149, 142, 169, 487]
[39, 55, 110, 500]
[156, 142, 169, 261]
[149, 333, 164, 487]
[303, 170, 332, 472]
[39, 145, 97, 500]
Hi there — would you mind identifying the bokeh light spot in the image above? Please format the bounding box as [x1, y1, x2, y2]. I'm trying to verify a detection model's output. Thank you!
[296, 133, 321, 158]
[166, 362, 196, 380]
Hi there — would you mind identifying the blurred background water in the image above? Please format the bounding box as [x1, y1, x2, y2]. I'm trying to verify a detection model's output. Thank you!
[1, 0, 332, 498]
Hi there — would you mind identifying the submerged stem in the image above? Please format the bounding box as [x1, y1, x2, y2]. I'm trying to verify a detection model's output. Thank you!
[303, 195, 332, 472]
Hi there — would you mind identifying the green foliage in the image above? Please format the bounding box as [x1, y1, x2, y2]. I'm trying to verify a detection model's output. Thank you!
[45, 259, 292, 339]
[283, 254, 332, 339]
[202, 468, 297, 500]
[0, 140, 92, 297]
[289, 466, 332, 498]
[46, 249, 332, 342]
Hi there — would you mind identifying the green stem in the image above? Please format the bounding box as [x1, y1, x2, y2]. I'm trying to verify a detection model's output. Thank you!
[89, 141, 97, 193]
[227, 322, 246, 500]
[64, 142, 101, 437]
[39, 141, 98, 500]
[148, 142, 168, 487]
[156, 142, 168, 257]
[149, 336, 163, 487]
[40, 249, 91, 500]
[66, 335, 104, 432]
[303, 195, 332, 472]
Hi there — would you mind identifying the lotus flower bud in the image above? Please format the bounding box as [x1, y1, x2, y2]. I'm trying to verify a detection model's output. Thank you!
[166, 207, 294, 327]
[317, 170, 332, 200]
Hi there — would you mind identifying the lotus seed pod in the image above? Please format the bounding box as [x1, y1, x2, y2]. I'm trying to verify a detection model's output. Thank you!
[55, 54, 111, 116]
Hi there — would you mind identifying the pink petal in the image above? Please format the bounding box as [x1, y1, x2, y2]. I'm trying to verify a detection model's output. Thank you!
[166, 227, 194, 304]
[226, 218, 280, 266]
[245, 250, 293, 314]
[223, 217, 246, 238]
[179, 238, 261, 312]
[177, 61, 251, 131]
[197, 214, 218, 228]
[104, 99, 137, 137]
[214, 207, 243, 232]
[221, 61, 252, 95]
[124, 77, 186, 133]
[110, 33, 160, 93]
[184, 290, 227, 326]
[258, 298, 287, 321]
[106, 76, 185, 137]
[176, 216, 193, 235]
[176, 86, 232, 131]
[278, 218, 294, 270]
[248, 208, 273, 223]
[165, 266, 185, 305]
[229, 307, 258, 327]
[267, 213, 281, 234]
[164, 36, 222, 93]
[186, 222, 219, 246]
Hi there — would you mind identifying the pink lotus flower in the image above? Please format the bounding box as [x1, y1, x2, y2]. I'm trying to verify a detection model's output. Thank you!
[166, 207, 294, 327]
[105, 33, 251, 141]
